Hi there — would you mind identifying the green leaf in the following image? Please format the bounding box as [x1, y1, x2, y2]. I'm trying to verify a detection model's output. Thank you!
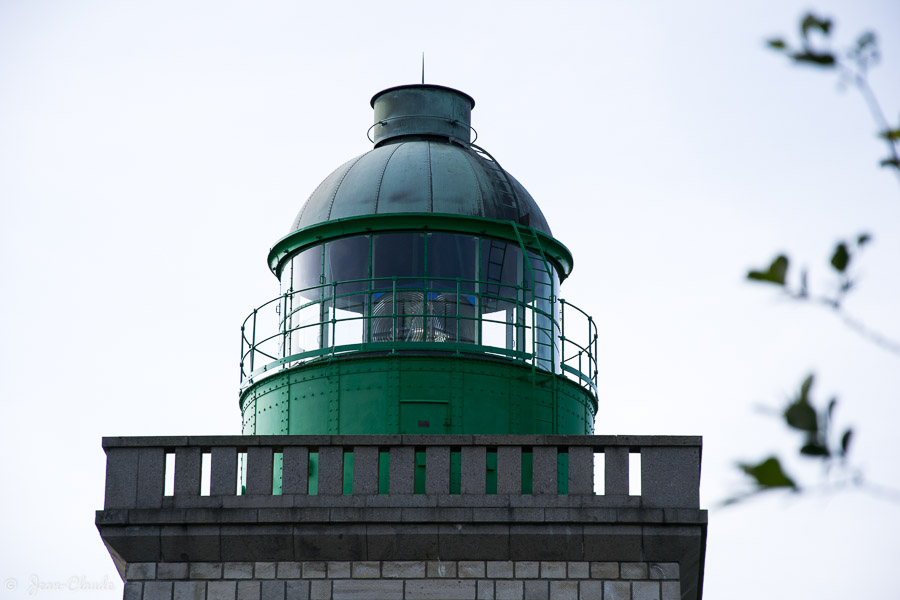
[792, 51, 837, 67]
[785, 399, 818, 432]
[880, 157, 900, 170]
[878, 129, 900, 142]
[857, 233, 871, 247]
[800, 374, 814, 402]
[800, 442, 830, 457]
[830, 242, 850, 272]
[747, 255, 789, 286]
[739, 457, 798, 490]
[841, 429, 853, 457]
[767, 38, 788, 50]
[800, 13, 833, 40]
[785, 374, 818, 433]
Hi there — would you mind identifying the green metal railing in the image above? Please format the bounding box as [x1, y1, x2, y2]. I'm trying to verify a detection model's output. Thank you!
[240, 275, 598, 396]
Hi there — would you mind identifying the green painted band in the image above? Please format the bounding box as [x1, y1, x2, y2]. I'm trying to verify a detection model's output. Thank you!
[266, 213, 575, 280]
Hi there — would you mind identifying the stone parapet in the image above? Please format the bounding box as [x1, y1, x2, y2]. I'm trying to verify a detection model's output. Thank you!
[97, 436, 705, 600]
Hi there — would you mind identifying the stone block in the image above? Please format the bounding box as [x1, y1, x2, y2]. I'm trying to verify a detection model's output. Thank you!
[567, 562, 589, 579]
[295, 524, 367, 560]
[495, 581, 522, 600]
[189, 563, 223, 579]
[603, 448, 629, 497]
[514, 562, 539, 579]
[286, 580, 310, 600]
[104, 448, 139, 509]
[332, 580, 403, 600]
[207, 581, 237, 600]
[567, 446, 594, 495]
[309, 580, 332, 600]
[550, 581, 577, 600]
[427, 561, 457, 578]
[661, 581, 681, 600]
[327, 562, 351, 579]
[640, 447, 700, 508]
[158, 563, 189, 580]
[425, 446, 450, 494]
[383, 561, 426, 578]
[140, 580, 170, 599]
[368, 524, 440, 560]
[318, 447, 344, 496]
[278, 562, 302, 579]
[509, 525, 582, 561]
[389, 447, 415, 495]
[476, 581, 494, 600]
[174, 582, 205, 600]
[632, 582, 660, 600]
[238, 581, 261, 600]
[620, 563, 647, 579]
[351, 447, 379, 495]
[539, 562, 565, 579]
[497, 446, 522, 494]
[458, 561, 485, 578]
[282, 447, 309, 495]
[461, 446, 486, 495]
[524, 580, 548, 600]
[649, 563, 679, 580]
[123, 582, 142, 600]
[579, 581, 602, 600]
[125, 562, 156, 580]
[604, 582, 630, 600]
[175, 447, 202, 497]
[440, 524, 509, 560]
[161, 525, 221, 562]
[405, 580, 477, 600]
[531, 447, 557, 495]
[246, 447, 274, 496]
[583, 525, 642, 562]
[211, 447, 239, 496]
[224, 563, 254, 579]
[351, 562, 380, 578]
[487, 561, 514, 578]
[262, 581, 286, 600]
[589, 562, 617, 579]
[303, 563, 327, 579]
[256, 562, 278, 579]
[220, 525, 293, 562]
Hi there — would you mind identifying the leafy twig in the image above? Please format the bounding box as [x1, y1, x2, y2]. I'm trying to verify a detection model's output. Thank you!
[767, 13, 900, 185]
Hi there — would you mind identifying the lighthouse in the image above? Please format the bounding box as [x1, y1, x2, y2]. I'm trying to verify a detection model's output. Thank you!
[97, 83, 706, 600]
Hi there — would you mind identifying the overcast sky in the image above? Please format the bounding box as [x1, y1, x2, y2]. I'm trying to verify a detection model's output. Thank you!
[2, 1, 899, 598]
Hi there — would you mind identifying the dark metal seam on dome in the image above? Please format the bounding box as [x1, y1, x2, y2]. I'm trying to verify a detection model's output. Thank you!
[426, 141, 434, 213]
[457, 146, 486, 217]
[325, 154, 366, 222]
[294, 160, 351, 230]
[373, 142, 404, 215]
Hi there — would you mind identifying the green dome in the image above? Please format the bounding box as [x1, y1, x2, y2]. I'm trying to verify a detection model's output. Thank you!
[291, 141, 551, 235]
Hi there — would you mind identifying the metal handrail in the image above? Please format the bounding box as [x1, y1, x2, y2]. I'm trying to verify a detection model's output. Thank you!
[240, 275, 598, 395]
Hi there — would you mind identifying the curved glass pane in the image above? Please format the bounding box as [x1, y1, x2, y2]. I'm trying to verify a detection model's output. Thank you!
[245, 233, 577, 387]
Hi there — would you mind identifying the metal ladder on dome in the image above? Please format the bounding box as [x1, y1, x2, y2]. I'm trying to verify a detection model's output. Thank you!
[451, 139, 521, 215]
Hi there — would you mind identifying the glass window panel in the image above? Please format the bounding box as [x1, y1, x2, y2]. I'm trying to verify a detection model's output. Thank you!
[292, 247, 324, 300]
[427, 233, 476, 292]
[325, 236, 370, 295]
[481, 240, 522, 302]
[373, 233, 424, 289]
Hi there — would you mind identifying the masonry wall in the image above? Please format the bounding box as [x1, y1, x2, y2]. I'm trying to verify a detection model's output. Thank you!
[122, 560, 681, 600]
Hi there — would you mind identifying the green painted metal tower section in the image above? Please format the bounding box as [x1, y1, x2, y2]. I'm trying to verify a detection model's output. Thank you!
[239, 85, 599, 468]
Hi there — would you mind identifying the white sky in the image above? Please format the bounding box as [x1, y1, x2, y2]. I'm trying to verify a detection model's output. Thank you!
[1, 1, 899, 598]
